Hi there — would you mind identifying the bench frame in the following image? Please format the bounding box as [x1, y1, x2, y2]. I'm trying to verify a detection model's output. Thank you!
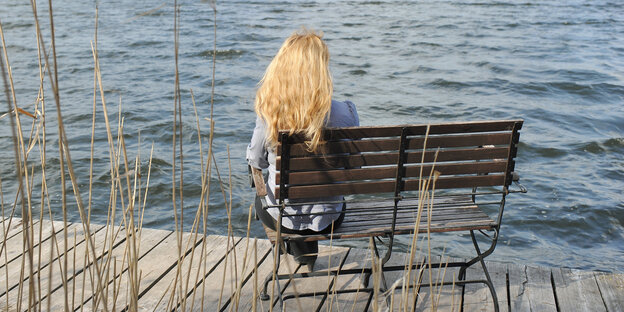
[250, 120, 526, 311]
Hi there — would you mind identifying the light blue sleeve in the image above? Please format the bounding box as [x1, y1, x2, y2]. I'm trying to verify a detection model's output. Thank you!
[246, 116, 270, 169]
[343, 100, 359, 127]
[328, 100, 360, 127]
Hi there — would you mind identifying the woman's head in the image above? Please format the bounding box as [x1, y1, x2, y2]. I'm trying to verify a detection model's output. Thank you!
[255, 29, 333, 151]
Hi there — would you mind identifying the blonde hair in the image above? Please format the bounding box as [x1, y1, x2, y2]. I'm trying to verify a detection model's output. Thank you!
[255, 29, 333, 152]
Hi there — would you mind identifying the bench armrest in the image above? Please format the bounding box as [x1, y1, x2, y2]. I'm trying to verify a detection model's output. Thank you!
[509, 172, 527, 193]
[249, 165, 267, 197]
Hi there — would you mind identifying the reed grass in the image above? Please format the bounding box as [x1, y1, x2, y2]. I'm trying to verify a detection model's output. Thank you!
[0, 1, 462, 311]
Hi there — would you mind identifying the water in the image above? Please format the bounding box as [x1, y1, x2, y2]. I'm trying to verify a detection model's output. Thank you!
[1, 0, 623, 272]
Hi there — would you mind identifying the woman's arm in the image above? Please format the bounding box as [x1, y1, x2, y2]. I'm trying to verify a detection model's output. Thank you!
[247, 116, 269, 197]
[246, 116, 270, 169]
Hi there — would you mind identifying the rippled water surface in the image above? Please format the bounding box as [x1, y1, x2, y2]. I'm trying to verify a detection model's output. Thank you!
[1, 0, 623, 272]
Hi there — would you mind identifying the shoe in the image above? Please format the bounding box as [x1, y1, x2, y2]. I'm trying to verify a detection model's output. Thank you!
[296, 255, 316, 271]
[287, 241, 317, 271]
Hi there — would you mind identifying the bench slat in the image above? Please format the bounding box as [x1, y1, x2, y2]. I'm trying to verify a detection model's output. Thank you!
[282, 132, 512, 156]
[262, 197, 494, 243]
[277, 174, 505, 199]
[281, 120, 522, 143]
[278, 147, 510, 170]
[341, 215, 492, 234]
[280, 160, 508, 185]
[341, 209, 488, 227]
[265, 221, 495, 242]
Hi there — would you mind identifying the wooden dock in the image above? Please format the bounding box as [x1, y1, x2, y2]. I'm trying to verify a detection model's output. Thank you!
[1, 217, 622, 311]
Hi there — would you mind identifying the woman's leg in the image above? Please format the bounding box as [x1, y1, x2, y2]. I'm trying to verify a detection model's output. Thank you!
[287, 204, 347, 268]
[255, 195, 279, 231]
[255, 199, 346, 268]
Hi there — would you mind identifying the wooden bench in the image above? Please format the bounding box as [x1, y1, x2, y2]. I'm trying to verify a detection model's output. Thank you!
[250, 120, 525, 311]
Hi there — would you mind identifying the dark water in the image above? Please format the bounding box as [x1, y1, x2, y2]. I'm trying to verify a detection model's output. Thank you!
[1, 0, 623, 272]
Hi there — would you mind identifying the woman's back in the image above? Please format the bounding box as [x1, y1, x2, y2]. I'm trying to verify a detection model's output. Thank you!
[247, 99, 359, 231]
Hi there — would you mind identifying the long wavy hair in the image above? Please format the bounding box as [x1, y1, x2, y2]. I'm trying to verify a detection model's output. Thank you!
[255, 29, 333, 152]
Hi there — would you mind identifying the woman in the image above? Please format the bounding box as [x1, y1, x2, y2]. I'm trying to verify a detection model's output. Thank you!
[246, 29, 359, 269]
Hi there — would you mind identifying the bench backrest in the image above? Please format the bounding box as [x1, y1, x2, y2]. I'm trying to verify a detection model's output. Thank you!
[275, 120, 523, 202]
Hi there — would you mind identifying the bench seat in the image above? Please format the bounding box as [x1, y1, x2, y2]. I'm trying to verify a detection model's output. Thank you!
[262, 196, 494, 243]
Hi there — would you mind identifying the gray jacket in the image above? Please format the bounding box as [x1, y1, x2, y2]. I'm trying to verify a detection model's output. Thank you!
[246, 100, 359, 231]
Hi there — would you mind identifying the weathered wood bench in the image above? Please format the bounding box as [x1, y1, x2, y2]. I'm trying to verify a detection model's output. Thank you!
[250, 120, 525, 311]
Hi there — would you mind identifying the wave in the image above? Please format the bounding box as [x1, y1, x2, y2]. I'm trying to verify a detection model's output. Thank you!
[574, 138, 624, 154]
[197, 49, 244, 59]
[518, 142, 567, 158]
[348, 69, 367, 75]
[426, 79, 471, 89]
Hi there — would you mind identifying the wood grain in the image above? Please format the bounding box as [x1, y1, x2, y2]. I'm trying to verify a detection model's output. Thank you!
[594, 272, 624, 312]
[552, 267, 607, 312]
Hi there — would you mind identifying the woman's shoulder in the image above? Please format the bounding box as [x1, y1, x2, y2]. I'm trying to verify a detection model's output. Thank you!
[329, 100, 359, 127]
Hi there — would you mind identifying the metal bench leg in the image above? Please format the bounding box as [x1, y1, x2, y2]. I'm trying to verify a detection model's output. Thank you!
[360, 236, 393, 307]
[362, 236, 391, 289]
[260, 241, 284, 309]
[458, 230, 499, 312]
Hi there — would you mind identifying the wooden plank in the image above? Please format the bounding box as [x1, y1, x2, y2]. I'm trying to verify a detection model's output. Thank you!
[51, 227, 171, 312]
[254, 242, 307, 312]
[343, 206, 488, 221]
[253, 243, 315, 311]
[320, 247, 372, 312]
[405, 161, 508, 177]
[279, 202, 488, 227]
[508, 264, 557, 312]
[340, 204, 487, 220]
[338, 214, 492, 233]
[280, 174, 506, 199]
[335, 215, 494, 236]
[283, 161, 508, 185]
[284, 138, 400, 156]
[0, 222, 81, 297]
[462, 261, 508, 312]
[22, 223, 110, 312]
[1, 217, 30, 242]
[282, 120, 523, 143]
[594, 272, 624, 312]
[279, 180, 395, 198]
[552, 267, 607, 311]
[345, 199, 479, 214]
[280, 245, 350, 311]
[284, 133, 512, 156]
[216, 238, 274, 312]
[1, 217, 22, 241]
[188, 237, 273, 311]
[251, 243, 349, 312]
[406, 174, 506, 191]
[337, 219, 495, 236]
[1, 219, 62, 270]
[402, 256, 463, 312]
[1, 222, 106, 311]
[0, 219, 61, 311]
[269, 218, 495, 243]
[371, 247, 411, 311]
[367, 254, 464, 312]
[346, 196, 476, 208]
[78, 229, 195, 311]
[279, 147, 510, 170]
[125, 234, 233, 311]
